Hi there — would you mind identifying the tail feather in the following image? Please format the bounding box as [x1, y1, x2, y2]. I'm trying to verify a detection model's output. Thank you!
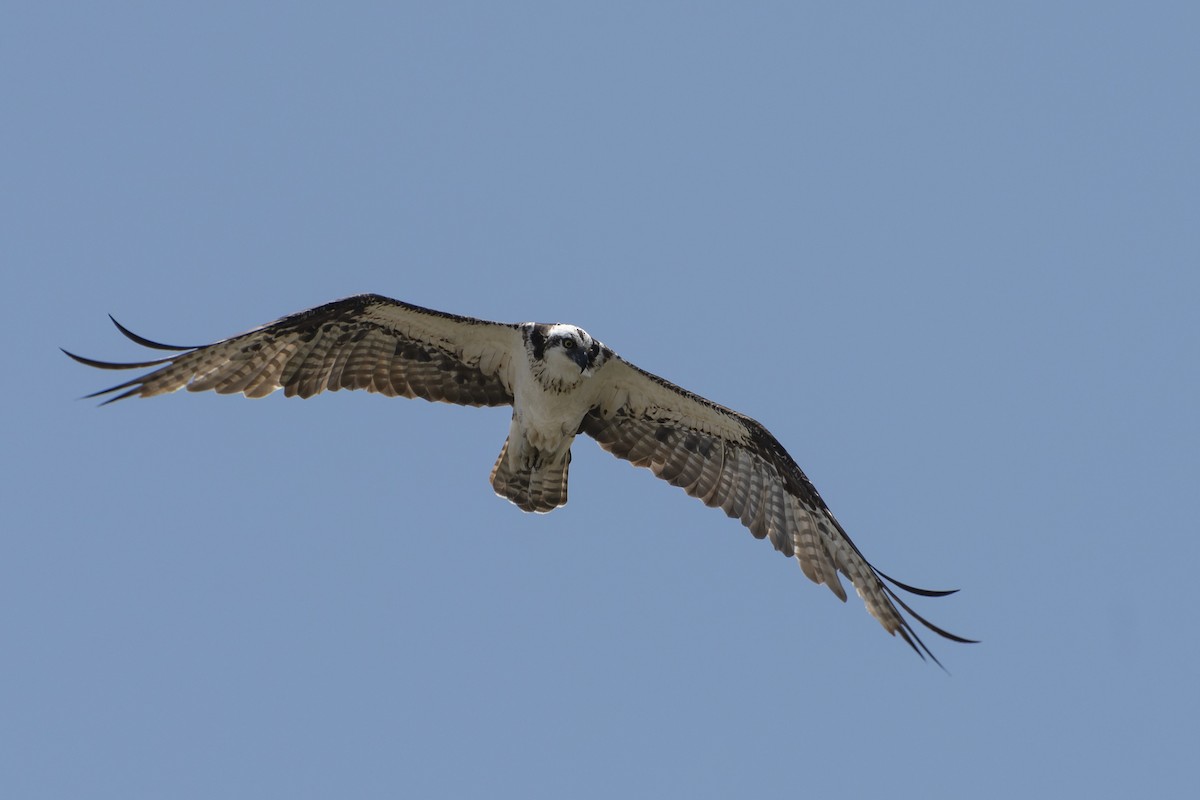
[490, 438, 571, 513]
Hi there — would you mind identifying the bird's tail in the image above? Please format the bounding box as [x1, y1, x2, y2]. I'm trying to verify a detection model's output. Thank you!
[490, 437, 571, 514]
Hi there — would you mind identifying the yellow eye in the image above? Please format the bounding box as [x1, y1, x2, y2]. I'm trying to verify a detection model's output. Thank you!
[562, 339, 576, 350]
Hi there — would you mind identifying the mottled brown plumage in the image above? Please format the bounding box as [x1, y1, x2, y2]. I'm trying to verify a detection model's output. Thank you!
[65, 293, 974, 664]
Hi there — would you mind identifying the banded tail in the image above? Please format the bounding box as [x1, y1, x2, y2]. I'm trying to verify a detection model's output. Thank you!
[490, 438, 572, 514]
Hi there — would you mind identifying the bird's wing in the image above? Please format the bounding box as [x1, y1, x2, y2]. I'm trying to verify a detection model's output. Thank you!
[64, 294, 522, 406]
[582, 354, 973, 664]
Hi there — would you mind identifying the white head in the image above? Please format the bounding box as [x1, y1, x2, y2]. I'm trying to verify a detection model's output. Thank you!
[526, 323, 605, 390]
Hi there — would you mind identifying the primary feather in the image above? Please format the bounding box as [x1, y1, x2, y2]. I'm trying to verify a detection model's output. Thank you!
[65, 293, 975, 665]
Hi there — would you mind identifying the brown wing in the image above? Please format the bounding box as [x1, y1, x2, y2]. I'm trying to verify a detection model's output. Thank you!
[582, 355, 974, 665]
[64, 294, 521, 407]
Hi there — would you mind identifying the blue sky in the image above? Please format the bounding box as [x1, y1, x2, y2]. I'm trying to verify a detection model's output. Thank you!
[4, 3, 1198, 798]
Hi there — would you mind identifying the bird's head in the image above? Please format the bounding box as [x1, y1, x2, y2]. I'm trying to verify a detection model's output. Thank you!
[528, 323, 605, 389]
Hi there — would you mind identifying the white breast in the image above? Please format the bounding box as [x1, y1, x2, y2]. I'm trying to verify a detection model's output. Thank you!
[510, 361, 595, 452]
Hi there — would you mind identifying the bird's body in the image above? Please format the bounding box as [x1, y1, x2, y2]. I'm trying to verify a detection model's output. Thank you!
[65, 293, 973, 663]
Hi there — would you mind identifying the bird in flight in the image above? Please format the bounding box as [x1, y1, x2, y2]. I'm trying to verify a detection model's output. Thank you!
[65, 294, 973, 664]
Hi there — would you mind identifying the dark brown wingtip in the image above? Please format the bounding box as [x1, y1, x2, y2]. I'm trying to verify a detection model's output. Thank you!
[882, 583, 979, 674]
[108, 315, 199, 351]
[70, 369, 153, 403]
[62, 346, 176, 405]
[61, 348, 175, 371]
[866, 567, 979, 670]
[94, 385, 148, 405]
[886, 586, 980, 645]
[874, 568, 962, 598]
[895, 625, 944, 671]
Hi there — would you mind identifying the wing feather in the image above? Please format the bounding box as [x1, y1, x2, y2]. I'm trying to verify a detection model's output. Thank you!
[66, 295, 972, 663]
[583, 354, 973, 665]
[68, 294, 520, 408]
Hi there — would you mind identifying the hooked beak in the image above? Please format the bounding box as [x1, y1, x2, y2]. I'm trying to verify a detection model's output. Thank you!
[569, 347, 591, 374]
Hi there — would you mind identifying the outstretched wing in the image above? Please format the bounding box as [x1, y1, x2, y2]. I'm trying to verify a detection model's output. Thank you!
[64, 294, 522, 407]
[582, 354, 974, 665]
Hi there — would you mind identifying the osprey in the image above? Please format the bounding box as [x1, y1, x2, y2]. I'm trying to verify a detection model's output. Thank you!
[65, 294, 973, 664]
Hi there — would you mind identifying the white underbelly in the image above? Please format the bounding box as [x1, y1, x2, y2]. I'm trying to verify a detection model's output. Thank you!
[511, 375, 593, 452]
